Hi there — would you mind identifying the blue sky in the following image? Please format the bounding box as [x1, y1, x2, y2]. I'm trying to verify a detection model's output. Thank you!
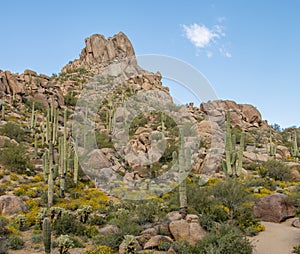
[0, 0, 299, 128]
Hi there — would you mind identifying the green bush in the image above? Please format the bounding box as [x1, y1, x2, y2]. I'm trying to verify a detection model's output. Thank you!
[95, 131, 114, 149]
[109, 208, 140, 236]
[64, 92, 78, 107]
[52, 212, 85, 236]
[0, 142, 34, 175]
[260, 159, 292, 181]
[0, 216, 10, 236]
[133, 199, 167, 225]
[30, 233, 43, 243]
[92, 233, 123, 252]
[168, 224, 252, 254]
[0, 122, 28, 143]
[9, 236, 24, 250]
[194, 224, 253, 254]
[129, 113, 148, 136]
[25, 99, 46, 112]
[244, 162, 261, 171]
[209, 179, 250, 220]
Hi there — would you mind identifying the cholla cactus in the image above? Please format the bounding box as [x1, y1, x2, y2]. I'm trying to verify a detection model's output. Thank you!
[15, 214, 27, 231]
[120, 235, 138, 254]
[50, 207, 65, 221]
[77, 205, 92, 223]
[57, 235, 74, 254]
[36, 208, 49, 229]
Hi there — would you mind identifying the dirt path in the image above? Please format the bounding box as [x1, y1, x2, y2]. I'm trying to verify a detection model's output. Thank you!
[250, 219, 300, 254]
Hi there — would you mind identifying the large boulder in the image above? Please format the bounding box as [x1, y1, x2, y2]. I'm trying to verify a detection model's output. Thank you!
[240, 104, 262, 124]
[169, 214, 206, 246]
[0, 195, 27, 216]
[253, 193, 296, 222]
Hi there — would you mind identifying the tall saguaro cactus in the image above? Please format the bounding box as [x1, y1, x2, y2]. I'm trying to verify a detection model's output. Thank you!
[178, 140, 188, 219]
[74, 144, 79, 186]
[47, 142, 54, 208]
[222, 111, 245, 177]
[267, 131, 277, 157]
[42, 218, 51, 254]
[291, 130, 299, 158]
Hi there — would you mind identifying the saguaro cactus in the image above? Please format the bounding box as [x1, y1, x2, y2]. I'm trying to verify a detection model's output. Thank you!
[267, 131, 277, 157]
[30, 101, 35, 129]
[42, 217, 51, 254]
[291, 130, 299, 158]
[222, 111, 245, 177]
[178, 141, 188, 219]
[74, 148, 79, 186]
[47, 142, 54, 208]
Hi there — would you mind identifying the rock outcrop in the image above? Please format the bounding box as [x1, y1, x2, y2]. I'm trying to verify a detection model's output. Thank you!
[200, 100, 267, 129]
[62, 32, 135, 74]
[0, 69, 64, 108]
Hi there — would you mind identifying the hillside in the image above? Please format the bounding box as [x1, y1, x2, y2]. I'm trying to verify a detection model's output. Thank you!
[0, 32, 300, 254]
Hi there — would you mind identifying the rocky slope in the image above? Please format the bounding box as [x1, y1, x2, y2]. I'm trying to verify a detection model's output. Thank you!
[0, 32, 300, 254]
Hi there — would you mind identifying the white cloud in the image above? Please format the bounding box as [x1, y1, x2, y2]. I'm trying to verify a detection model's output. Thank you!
[182, 23, 220, 48]
[219, 47, 232, 58]
[182, 22, 231, 58]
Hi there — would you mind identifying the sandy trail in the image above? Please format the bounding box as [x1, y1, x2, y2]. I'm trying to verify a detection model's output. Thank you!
[250, 219, 300, 254]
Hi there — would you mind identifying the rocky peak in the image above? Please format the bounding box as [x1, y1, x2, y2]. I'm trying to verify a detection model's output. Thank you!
[62, 32, 135, 74]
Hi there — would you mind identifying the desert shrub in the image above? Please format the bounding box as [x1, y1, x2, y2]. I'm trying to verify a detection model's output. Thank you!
[194, 224, 253, 254]
[133, 199, 167, 225]
[64, 92, 78, 107]
[168, 224, 252, 254]
[109, 208, 140, 236]
[92, 233, 123, 252]
[232, 126, 243, 143]
[259, 159, 292, 181]
[31, 233, 43, 243]
[0, 122, 27, 143]
[129, 113, 148, 136]
[0, 142, 34, 175]
[187, 183, 229, 230]
[52, 212, 85, 236]
[244, 162, 261, 171]
[0, 216, 10, 236]
[0, 185, 6, 195]
[95, 131, 114, 149]
[185, 177, 262, 234]
[84, 245, 112, 254]
[8, 236, 24, 250]
[68, 236, 84, 248]
[25, 99, 46, 112]
[209, 179, 250, 220]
